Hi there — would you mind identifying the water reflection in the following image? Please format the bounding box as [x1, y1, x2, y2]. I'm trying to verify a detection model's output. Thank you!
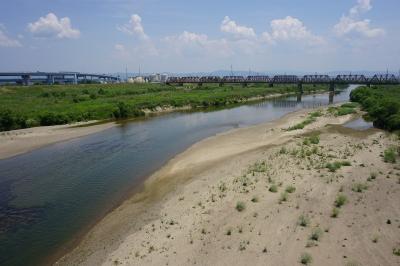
[0, 85, 357, 266]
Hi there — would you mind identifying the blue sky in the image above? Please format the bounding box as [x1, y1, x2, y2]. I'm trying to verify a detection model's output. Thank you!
[0, 0, 399, 74]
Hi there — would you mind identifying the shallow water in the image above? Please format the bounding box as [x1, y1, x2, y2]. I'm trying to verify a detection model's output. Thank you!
[343, 117, 373, 130]
[0, 85, 357, 265]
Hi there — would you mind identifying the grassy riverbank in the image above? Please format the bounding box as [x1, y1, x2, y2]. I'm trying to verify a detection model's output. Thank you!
[0, 83, 329, 131]
[350, 85, 400, 131]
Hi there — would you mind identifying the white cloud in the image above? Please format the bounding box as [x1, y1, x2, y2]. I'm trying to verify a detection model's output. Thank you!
[114, 44, 126, 52]
[164, 31, 232, 57]
[0, 25, 22, 47]
[262, 16, 324, 45]
[349, 0, 372, 16]
[28, 13, 80, 39]
[220, 16, 256, 39]
[334, 0, 384, 38]
[117, 14, 148, 39]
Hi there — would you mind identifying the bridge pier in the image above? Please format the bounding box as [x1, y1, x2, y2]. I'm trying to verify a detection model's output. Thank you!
[329, 92, 334, 104]
[329, 82, 335, 92]
[21, 75, 31, 86]
[297, 94, 302, 103]
[297, 83, 303, 94]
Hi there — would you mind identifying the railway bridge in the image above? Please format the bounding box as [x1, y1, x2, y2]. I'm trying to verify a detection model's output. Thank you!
[166, 74, 400, 93]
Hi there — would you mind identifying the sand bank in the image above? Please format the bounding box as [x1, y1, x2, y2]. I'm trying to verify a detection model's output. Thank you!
[55, 105, 400, 266]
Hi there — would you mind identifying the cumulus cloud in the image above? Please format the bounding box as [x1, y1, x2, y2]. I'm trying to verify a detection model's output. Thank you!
[28, 13, 80, 39]
[117, 14, 148, 39]
[334, 0, 384, 38]
[261, 16, 324, 45]
[0, 24, 22, 47]
[220, 16, 256, 39]
[164, 31, 232, 57]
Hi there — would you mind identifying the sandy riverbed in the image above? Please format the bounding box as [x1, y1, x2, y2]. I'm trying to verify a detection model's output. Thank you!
[54, 106, 400, 266]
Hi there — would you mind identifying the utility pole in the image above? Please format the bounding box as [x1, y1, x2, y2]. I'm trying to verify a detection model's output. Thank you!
[230, 64, 233, 77]
[125, 66, 128, 82]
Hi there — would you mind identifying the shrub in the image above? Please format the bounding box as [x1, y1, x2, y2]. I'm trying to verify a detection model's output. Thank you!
[326, 161, 351, 172]
[331, 207, 340, 218]
[251, 196, 259, 203]
[269, 184, 278, 193]
[384, 147, 396, 163]
[351, 182, 368, 193]
[298, 215, 310, 227]
[236, 201, 246, 212]
[335, 194, 348, 208]
[309, 227, 323, 241]
[300, 252, 312, 265]
[285, 185, 296, 193]
[393, 247, 400, 256]
[279, 192, 288, 203]
[39, 112, 70, 126]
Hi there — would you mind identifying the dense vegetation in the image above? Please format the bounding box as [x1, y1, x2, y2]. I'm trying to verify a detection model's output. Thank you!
[350, 85, 400, 131]
[0, 83, 330, 131]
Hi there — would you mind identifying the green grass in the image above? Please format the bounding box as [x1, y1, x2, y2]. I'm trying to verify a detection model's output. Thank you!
[331, 207, 340, 218]
[285, 185, 296, 193]
[328, 102, 358, 117]
[298, 214, 310, 227]
[236, 201, 246, 212]
[351, 182, 368, 193]
[350, 85, 400, 131]
[300, 252, 313, 265]
[0, 83, 331, 131]
[309, 227, 323, 241]
[325, 161, 351, 172]
[334, 194, 348, 208]
[384, 147, 397, 163]
[269, 184, 278, 193]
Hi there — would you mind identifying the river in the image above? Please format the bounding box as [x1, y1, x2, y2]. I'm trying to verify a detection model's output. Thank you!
[0, 85, 357, 265]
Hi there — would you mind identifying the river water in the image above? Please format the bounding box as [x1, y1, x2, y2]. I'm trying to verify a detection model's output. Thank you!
[0, 85, 357, 265]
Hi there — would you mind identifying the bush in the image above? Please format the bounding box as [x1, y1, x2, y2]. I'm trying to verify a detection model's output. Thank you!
[0, 109, 28, 131]
[350, 86, 400, 131]
[236, 201, 246, 212]
[331, 207, 340, 218]
[335, 194, 348, 208]
[298, 215, 310, 227]
[309, 227, 323, 241]
[300, 252, 312, 265]
[285, 185, 296, 193]
[384, 147, 396, 163]
[351, 182, 368, 193]
[269, 184, 278, 193]
[326, 161, 351, 172]
[39, 112, 70, 126]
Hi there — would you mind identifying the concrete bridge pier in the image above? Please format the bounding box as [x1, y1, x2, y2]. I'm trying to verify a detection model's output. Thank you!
[21, 74, 31, 86]
[297, 83, 303, 94]
[297, 93, 302, 102]
[329, 82, 335, 92]
[329, 92, 334, 104]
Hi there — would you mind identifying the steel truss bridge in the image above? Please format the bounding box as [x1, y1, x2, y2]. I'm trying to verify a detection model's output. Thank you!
[0, 72, 119, 85]
[167, 74, 400, 92]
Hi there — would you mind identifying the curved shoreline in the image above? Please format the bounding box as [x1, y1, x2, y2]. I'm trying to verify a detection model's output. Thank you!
[54, 105, 362, 265]
[0, 90, 328, 160]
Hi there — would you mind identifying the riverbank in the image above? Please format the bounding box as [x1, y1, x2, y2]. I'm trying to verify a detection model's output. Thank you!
[54, 105, 400, 265]
[0, 90, 321, 160]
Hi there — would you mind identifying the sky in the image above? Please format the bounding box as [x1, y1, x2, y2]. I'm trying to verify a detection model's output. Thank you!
[0, 0, 399, 74]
